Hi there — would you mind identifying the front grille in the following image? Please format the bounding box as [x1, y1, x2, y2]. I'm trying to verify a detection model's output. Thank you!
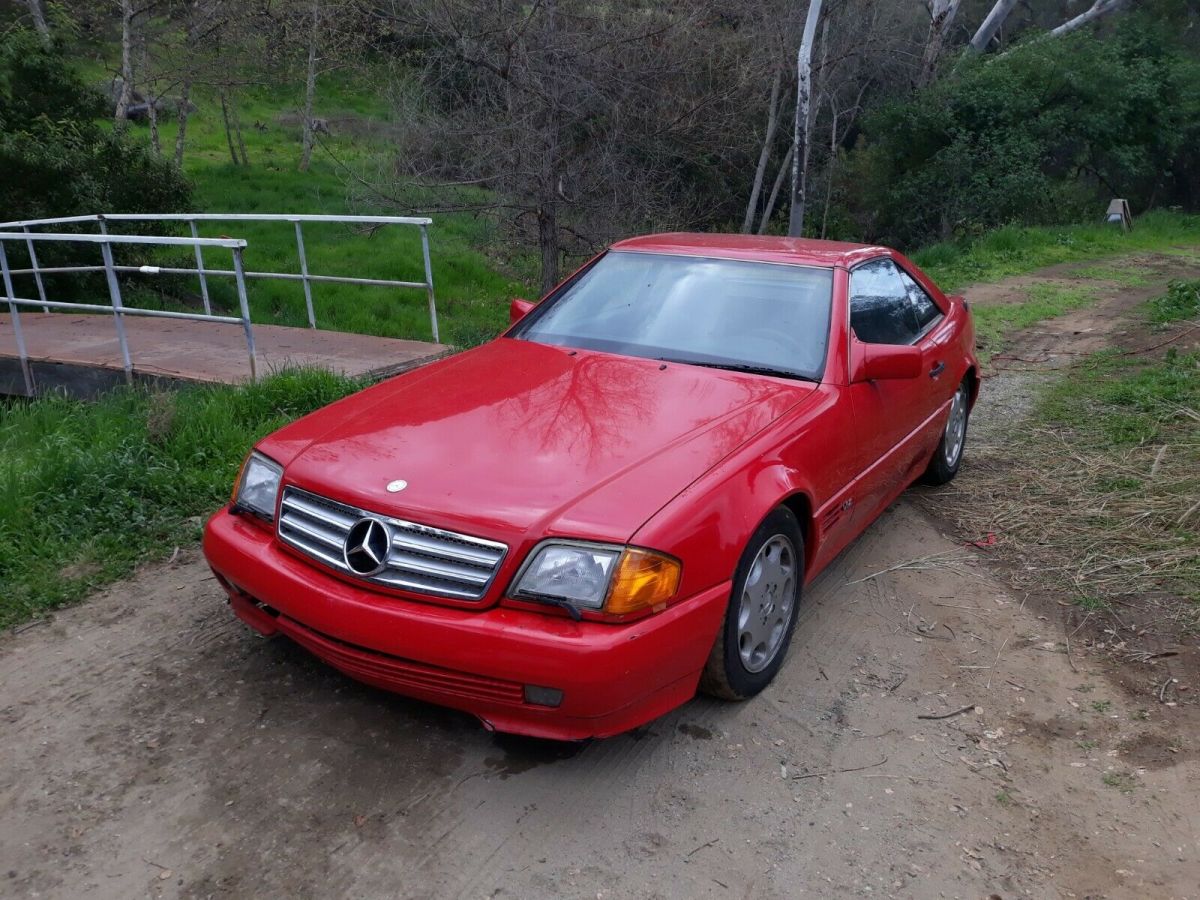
[277, 487, 508, 601]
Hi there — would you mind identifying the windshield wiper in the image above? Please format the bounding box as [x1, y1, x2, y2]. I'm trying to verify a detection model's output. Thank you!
[656, 358, 817, 383]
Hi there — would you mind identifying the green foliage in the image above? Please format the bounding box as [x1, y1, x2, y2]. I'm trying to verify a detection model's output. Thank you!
[0, 370, 360, 627]
[0, 28, 191, 222]
[853, 16, 1200, 248]
[1148, 279, 1200, 324]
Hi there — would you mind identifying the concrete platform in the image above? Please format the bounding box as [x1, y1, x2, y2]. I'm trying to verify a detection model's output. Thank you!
[0, 313, 450, 397]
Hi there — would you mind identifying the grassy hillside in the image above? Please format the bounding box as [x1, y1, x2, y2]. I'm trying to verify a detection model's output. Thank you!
[78, 62, 529, 347]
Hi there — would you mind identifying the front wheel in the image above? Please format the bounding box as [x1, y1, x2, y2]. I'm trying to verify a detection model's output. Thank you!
[923, 379, 970, 486]
[700, 507, 803, 700]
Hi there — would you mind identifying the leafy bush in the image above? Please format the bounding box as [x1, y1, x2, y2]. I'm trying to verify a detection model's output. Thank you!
[849, 13, 1200, 248]
[0, 28, 191, 221]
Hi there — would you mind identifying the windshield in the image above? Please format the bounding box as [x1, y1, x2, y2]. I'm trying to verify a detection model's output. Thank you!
[513, 251, 834, 381]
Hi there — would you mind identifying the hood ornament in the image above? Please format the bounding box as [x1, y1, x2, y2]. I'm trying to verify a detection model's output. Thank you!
[386, 479, 408, 493]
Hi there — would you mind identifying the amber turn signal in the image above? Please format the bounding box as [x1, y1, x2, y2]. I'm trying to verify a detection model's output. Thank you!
[603, 548, 681, 616]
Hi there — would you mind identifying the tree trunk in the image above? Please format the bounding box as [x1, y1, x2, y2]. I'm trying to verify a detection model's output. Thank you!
[787, 0, 823, 238]
[820, 102, 839, 240]
[220, 89, 240, 165]
[969, 0, 1019, 52]
[115, 0, 135, 123]
[299, 0, 320, 172]
[1050, 0, 1129, 37]
[148, 95, 161, 154]
[538, 203, 559, 295]
[174, 76, 192, 167]
[918, 0, 962, 87]
[25, 0, 50, 41]
[758, 143, 793, 234]
[139, 33, 160, 155]
[741, 67, 783, 234]
[231, 94, 250, 166]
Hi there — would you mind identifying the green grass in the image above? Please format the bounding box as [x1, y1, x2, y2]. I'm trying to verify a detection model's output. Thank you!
[0, 370, 360, 627]
[1148, 279, 1200, 324]
[914, 211, 1200, 294]
[970, 283, 1098, 359]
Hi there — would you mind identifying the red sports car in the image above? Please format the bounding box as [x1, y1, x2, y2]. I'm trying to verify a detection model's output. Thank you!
[203, 234, 978, 740]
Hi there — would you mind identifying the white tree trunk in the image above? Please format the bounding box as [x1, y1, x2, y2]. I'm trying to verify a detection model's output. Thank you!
[115, 0, 135, 123]
[969, 0, 1019, 52]
[758, 144, 793, 234]
[918, 0, 962, 86]
[1050, 0, 1130, 37]
[741, 67, 782, 234]
[299, 0, 320, 172]
[787, 0, 823, 238]
[26, 0, 50, 41]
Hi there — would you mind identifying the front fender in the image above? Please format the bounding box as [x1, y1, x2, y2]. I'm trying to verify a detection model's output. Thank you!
[632, 456, 818, 605]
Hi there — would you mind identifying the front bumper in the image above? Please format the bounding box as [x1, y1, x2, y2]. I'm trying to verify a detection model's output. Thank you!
[203, 507, 729, 740]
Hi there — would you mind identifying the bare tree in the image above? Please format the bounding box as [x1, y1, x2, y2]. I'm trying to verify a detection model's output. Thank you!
[969, 0, 1019, 52]
[1050, 0, 1132, 36]
[742, 67, 783, 234]
[299, 0, 322, 171]
[788, 0, 823, 237]
[918, 0, 962, 86]
[378, 1, 754, 292]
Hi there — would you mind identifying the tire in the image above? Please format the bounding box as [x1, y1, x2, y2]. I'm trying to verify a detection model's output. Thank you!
[700, 507, 804, 701]
[923, 379, 970, 486]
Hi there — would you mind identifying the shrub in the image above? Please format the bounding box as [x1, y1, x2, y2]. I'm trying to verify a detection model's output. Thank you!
[848, 13, 1200, 248]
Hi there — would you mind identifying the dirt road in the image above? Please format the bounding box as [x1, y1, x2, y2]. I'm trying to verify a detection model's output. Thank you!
[3, 255, 1198, 899]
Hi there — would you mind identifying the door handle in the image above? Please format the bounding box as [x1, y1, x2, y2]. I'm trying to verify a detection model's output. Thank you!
[929, 361, 946, 379]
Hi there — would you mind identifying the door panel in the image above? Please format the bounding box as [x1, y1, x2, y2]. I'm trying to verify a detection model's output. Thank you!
[844, 258, 946, 529]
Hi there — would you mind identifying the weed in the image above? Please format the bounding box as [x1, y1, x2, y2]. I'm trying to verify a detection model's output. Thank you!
[1134, 709, 1150, 721]
[1102, 772, 1137, 792]
[1074, 595, 1110, 612]
[1148, 279, 1200, 324]
[1091, 700, 1113, 714]
[1076, 739, 1099, 751]
[994, 790, 1015, 806]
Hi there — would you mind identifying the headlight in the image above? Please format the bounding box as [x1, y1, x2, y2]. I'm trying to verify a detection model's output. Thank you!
[234, 452, 283, 521]
[512, 541, 680, 616]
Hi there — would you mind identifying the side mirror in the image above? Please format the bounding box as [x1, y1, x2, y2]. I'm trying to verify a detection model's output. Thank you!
[509, 298, 535, 325]
[857, 344, 922, 382]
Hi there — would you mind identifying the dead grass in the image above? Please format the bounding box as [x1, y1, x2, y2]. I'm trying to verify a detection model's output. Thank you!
[930, 346, 1200, 646]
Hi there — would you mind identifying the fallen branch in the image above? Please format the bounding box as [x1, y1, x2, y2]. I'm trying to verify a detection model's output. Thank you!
[792, 756, 888, 780]
[917, 704, 976, 721]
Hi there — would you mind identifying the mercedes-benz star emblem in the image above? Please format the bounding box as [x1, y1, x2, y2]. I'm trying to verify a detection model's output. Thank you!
[343, 517, 391, 576]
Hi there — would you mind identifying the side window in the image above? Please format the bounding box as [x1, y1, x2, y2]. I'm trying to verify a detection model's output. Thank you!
[849, 259, 918, 345]
[897, 267, 943, 335]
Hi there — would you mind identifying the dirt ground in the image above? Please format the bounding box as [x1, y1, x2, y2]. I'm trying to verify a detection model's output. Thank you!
[2, 255, 1198, 899]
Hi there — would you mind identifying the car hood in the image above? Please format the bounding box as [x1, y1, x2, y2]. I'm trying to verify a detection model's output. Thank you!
[260, 338, 817, 545]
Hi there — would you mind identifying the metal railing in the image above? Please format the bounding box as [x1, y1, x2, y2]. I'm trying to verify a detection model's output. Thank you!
[0, 213, 440, 397]
[0, 231, 255, 396]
